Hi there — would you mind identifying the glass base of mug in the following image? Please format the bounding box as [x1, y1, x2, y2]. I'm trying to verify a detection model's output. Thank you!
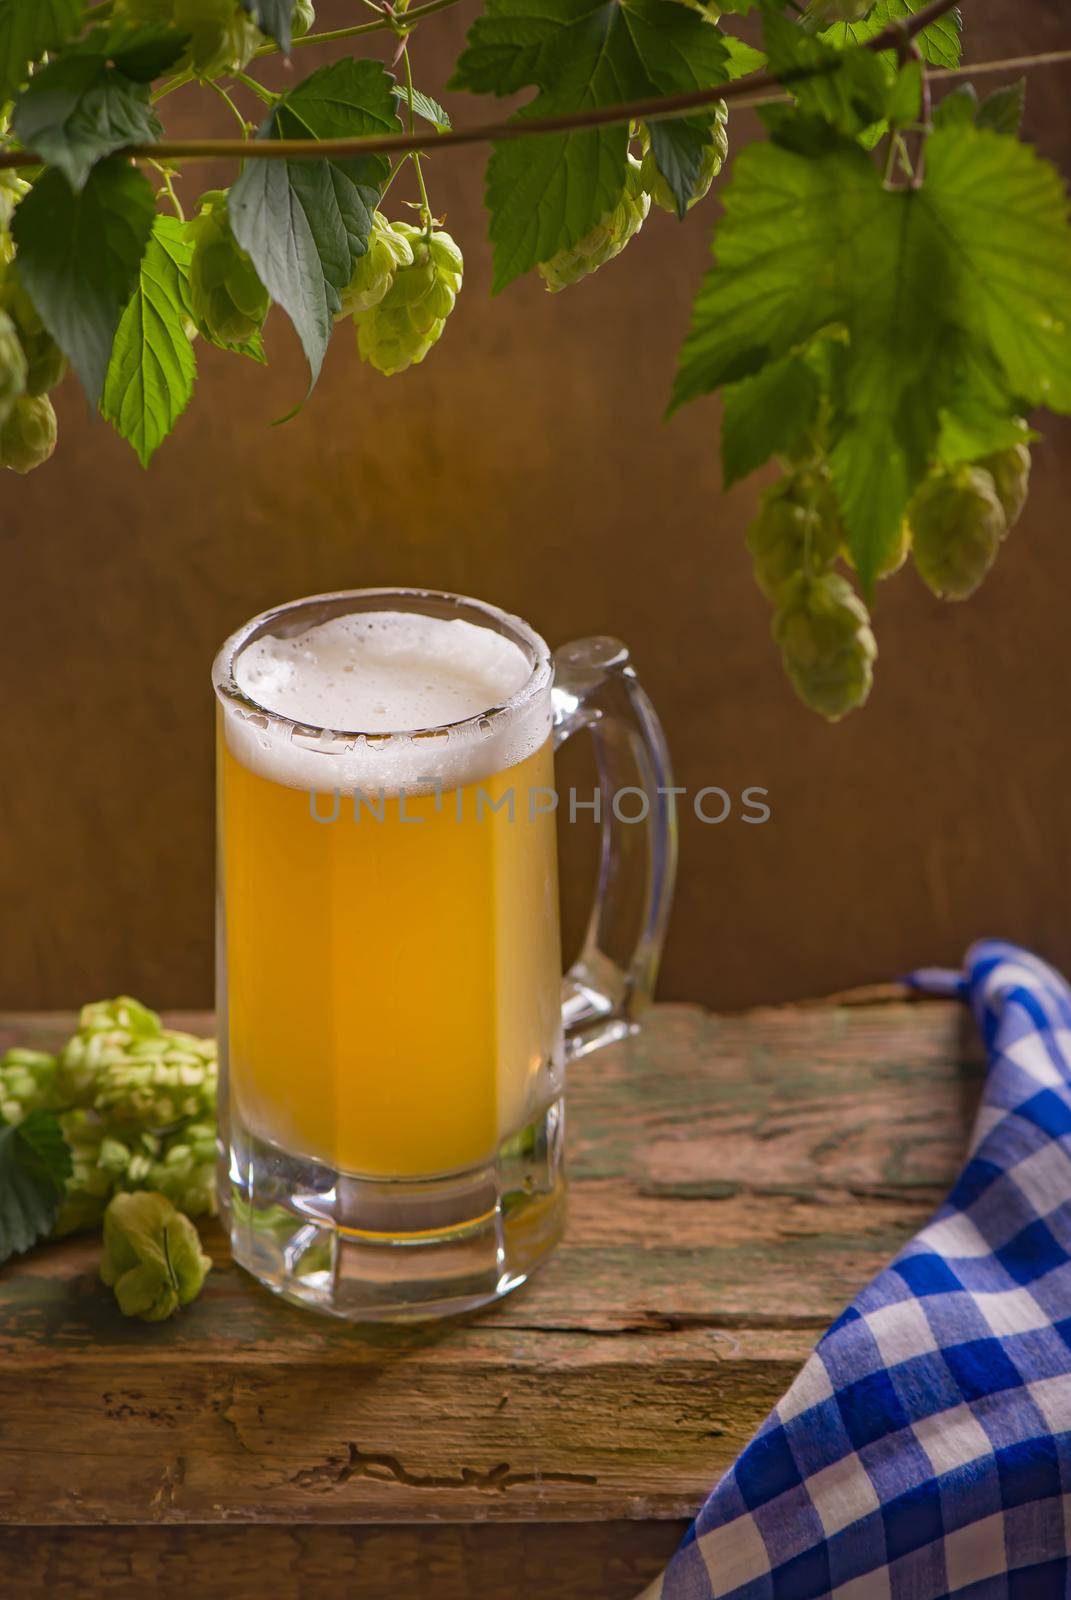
[224, 1099, 566, 1323]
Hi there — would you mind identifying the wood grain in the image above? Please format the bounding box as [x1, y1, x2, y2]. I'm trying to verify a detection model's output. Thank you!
[0, 997, 982, 1599]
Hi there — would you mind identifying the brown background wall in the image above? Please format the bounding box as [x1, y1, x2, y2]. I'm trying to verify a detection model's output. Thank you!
[2, 1, 1069, 1012]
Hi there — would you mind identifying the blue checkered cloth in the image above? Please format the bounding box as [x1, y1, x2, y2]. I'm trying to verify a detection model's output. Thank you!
[640, 940, 1071, 1600]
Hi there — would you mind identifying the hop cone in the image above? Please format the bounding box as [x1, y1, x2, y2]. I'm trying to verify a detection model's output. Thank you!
[56, 996, 217, 1128]
[115, 0, 262, 78]
[188, 191, 269, 347]
[54, 1115, 217, 1236]
[0, 172, 28, 233]
[747, 466, 841, 601]
[353, 223, 463, 375]
[0, 395, 56, 474]
[53, 1111, 118, 1237]
[640, 102, 728, 215]
[292, 0, 315, 36]
[0, 270, 67, 396]
[0, 1048, 58, 1124]
[339, 211, 414, 316]
[977, 442, 1030, 531]
[136, 1121, 217, 1218]
[101, 1191, 211, 1322]
[773, 571, 877, 721]
[909, 464, 1007, 600]
[0, 306, 26, 423]
[538, 157, 650, 292]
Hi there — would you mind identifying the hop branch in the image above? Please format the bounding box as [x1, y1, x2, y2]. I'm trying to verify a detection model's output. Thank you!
[0, 0, 1068, 718]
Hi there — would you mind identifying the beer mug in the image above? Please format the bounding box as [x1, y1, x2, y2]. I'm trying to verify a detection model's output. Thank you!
[213, 589, 676, 1320]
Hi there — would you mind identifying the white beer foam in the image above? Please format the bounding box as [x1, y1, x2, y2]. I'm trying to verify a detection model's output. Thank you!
[224, 609, 550, 794]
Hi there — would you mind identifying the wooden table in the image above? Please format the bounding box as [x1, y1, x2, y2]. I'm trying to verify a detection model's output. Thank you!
[0, 994, 983, 1599]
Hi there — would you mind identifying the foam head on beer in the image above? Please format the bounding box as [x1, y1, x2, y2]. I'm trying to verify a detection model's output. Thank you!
[227, 609, 548, 795]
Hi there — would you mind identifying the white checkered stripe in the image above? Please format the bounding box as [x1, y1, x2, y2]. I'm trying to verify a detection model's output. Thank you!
[638, 942, 1071, 1600]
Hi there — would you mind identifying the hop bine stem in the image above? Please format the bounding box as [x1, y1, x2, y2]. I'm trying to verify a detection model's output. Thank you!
[0, 0, 971, 171]
[255, 0, 461, 54]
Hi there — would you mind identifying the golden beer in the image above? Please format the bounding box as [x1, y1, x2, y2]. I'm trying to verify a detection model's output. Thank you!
[219, 735, 562, 1179]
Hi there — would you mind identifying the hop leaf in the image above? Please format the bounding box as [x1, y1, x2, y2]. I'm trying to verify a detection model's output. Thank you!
[773, 570, 876, 720]
[353, 222, 463, 376]
[808, 0, 873, 21]
[114, 0, 262, 79]
[101, 1191, 211, 1322]
[0, 268, 68, 396]
[338, 211, 414, 316]
[0, 394, 56, 474]
[746, 464, 842, 600]
[909, 463, 1007, 600]
[0, 306, 27, 422]
[187, 191, 270, 348]
[977, 442, 1030, 531]
[0, 1109, 72, 1264]
[538, 157, 650, 293]
[640, 103, 728, 215]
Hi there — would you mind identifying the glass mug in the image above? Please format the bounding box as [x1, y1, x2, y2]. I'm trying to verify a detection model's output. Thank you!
[213, 589, 676, 1321]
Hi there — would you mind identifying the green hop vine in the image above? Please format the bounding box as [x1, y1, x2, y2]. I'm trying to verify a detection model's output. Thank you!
[0, 0, 1069, 718]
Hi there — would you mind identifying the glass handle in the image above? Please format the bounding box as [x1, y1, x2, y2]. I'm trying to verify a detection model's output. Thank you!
[551, 637, 678, 1058]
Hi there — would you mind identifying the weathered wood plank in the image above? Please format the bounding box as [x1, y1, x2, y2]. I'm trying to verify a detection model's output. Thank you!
[0, 998, 981, 1534]
[0, 1521, 690, 1600]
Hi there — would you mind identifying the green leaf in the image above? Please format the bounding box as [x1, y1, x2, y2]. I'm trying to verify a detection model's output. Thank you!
[241, 0, 294, 54]
[647, 117, 714, 220]
[672, 117, 1071, 584]
[935, 339, 1031, 464]
[887, 58, 922, 127]
[228, 58, 399, 390]
[209, 328, 267, 363]
[102, 216, 196, 468]
[456, 0, 729, 290]
[0, 1109, 71, 1265]
[392, 85, 452, 132]
[819, 0, 961, 69]
[486, 121, 626, 294]
[932, 82, 977, 128]
[722, 36, 766, 79]
[671, 133, 881, 405]
[11, 26, 188, 191]
[763, 11, 890, 136]
[449, 0, 575, 96]
[0, 0, 83, 104]
[923, 124, 1071, 411]
[12, 159, 155, 407]
[721, 354, 820, 487]
[977, 79, 1026, 137]
[76, 21, 192, 82]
